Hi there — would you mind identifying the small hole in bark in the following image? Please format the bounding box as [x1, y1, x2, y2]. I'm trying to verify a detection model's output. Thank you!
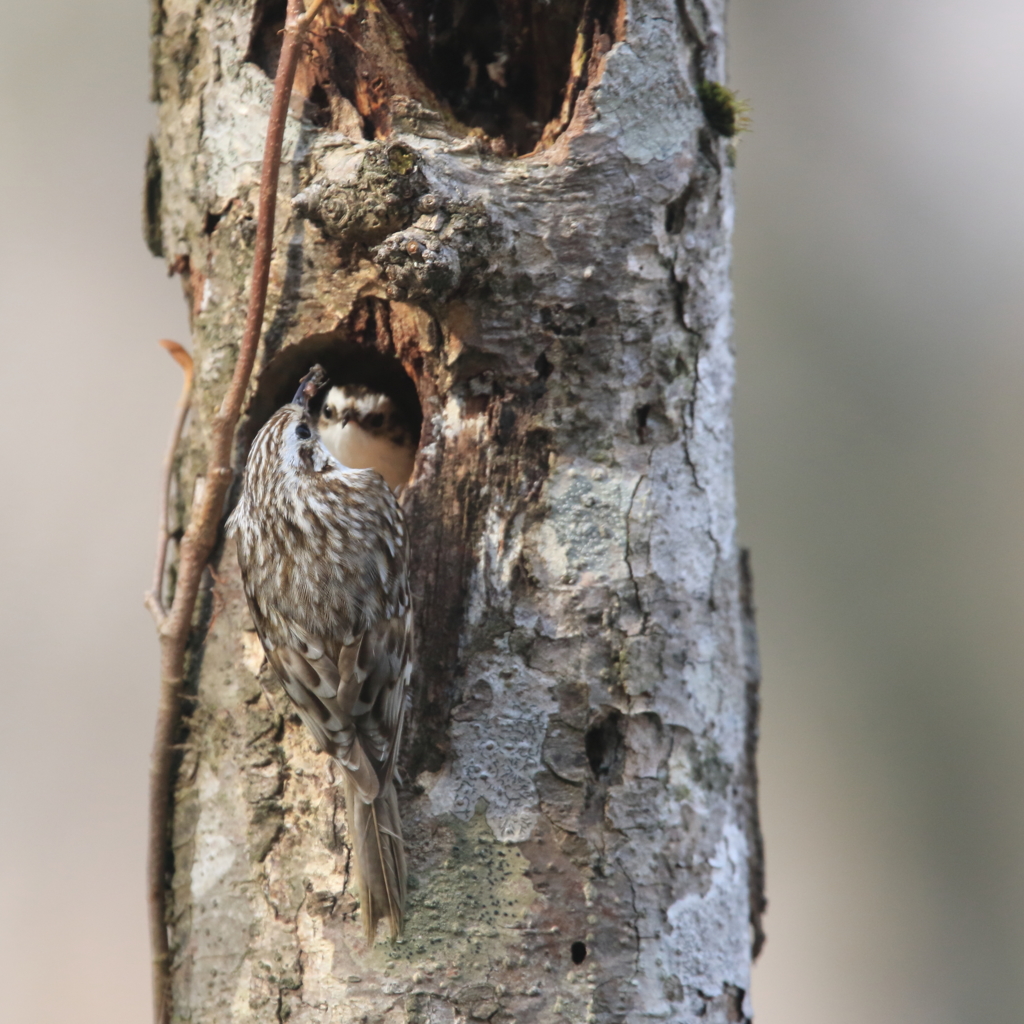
[585, 709, 623, 780]
[571, 941, 587, 964]
[203, 210, 223, 235]
[635, 404, 650, 443]
[535, 351, 554, 379]
[306, 83, 332, 127]
[496, 403, 517, 446]
[665, 180, 697, 235]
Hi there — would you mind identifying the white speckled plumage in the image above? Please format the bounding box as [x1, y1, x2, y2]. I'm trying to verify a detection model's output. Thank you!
[228, 395, 412, 941]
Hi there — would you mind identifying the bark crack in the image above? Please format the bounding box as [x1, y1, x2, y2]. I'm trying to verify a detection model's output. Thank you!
[680, 430, 702, 494]
[619, 857, 643, 995]
[681, 354, 705, 495]
[624, 471, 650, 635]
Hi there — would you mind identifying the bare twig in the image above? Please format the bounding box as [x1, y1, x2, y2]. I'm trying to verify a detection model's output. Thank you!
[145, 2, 325, 1021]
[146, 340, 193, 625]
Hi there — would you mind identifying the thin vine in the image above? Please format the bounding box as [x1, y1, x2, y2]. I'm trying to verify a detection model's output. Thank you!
[145, 2, 327, 1021]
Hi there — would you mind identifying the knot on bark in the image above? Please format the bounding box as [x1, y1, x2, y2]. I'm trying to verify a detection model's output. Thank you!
[291, 141, 427, 248]
[373, 194, 495, 305]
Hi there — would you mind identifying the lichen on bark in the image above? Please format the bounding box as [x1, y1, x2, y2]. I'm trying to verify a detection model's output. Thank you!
[149, 0, 762, 1021]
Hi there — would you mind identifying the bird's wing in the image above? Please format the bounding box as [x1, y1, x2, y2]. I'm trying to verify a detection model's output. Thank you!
[340, 606, 413, 788]
[334, 608, 412, 942]
[350, 602, 413, 786]
[266, 645, 380, 801]
[263, 602, 411, 799]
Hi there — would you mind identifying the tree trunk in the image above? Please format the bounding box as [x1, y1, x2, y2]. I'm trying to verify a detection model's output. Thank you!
[148, 1, 763, 1021]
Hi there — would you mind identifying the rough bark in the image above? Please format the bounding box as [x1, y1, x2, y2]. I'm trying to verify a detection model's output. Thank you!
[148, 1, 763, 1022]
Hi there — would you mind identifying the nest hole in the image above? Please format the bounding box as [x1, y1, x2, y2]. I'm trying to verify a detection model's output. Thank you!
[571, 940, 587, 964]
[242, 333, 423, 460]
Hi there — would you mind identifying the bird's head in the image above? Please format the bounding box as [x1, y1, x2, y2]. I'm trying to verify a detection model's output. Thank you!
[267, 364, 332, 475]
[318, 384, 400, 438]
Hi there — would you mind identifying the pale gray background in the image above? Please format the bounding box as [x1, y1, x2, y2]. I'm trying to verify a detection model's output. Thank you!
[1, 2, 1021, 1021]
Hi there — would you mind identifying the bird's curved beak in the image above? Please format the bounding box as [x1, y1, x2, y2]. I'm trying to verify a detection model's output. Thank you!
[340, 409, 355, 427]
[292, 364, 328, 409]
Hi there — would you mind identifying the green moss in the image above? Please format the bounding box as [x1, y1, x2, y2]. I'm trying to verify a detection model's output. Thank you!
[387, 143, 416, 175]
[697, 81, 751, 138]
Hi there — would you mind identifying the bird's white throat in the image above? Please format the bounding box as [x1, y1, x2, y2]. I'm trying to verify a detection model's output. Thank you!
[319, 421, 415, 495]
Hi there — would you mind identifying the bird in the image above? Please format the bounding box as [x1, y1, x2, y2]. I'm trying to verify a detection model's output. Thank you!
[227, 364, 412, 942]
[316, 384, 418, 496]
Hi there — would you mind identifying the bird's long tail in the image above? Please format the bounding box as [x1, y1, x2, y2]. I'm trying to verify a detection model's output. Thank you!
[343, 776, 406, 942]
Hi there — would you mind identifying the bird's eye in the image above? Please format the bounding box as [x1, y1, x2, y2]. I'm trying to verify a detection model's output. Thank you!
[295, 423, 311, 440]
[367, 413, 384, 428]
[322, 406, 333, 420]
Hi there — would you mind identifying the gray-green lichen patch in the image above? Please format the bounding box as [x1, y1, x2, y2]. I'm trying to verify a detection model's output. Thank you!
[392, 802, 536, 970]
[528, 456, 634, 591]
[420, 648, 558, 844]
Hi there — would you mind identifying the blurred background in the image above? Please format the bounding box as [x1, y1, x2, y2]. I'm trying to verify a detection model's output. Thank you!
[732, 1, 1024, 1020]
[1, 1, 1022, 1021]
